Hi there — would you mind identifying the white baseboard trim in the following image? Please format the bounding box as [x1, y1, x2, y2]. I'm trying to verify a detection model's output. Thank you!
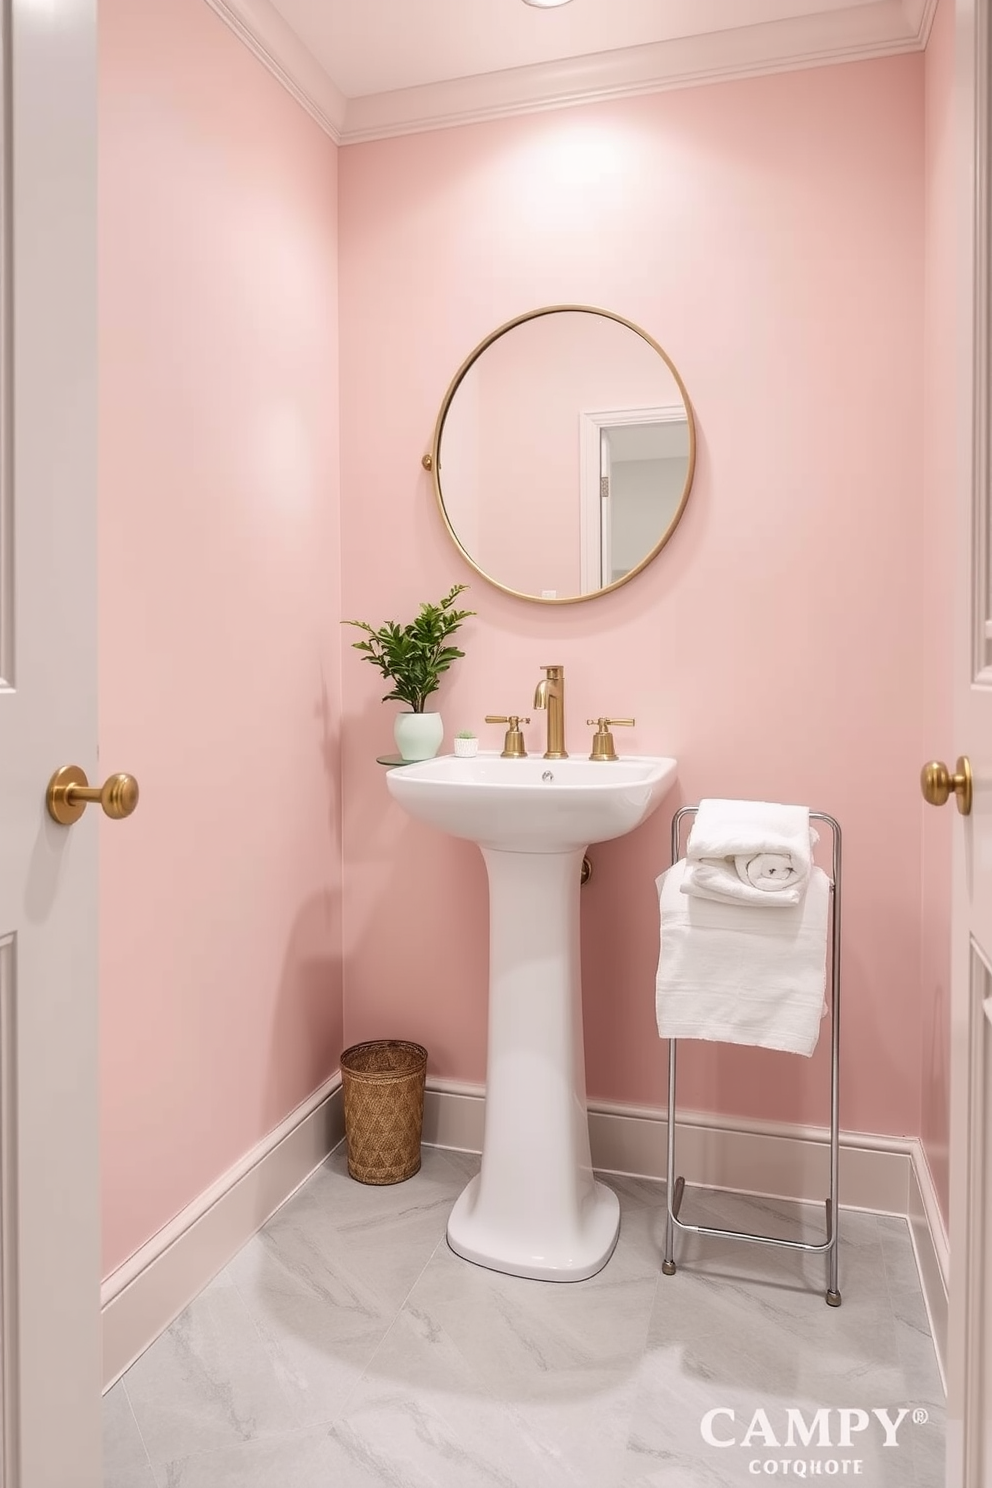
[908, 1142, 949, 1388]
[426, 1078, 948, 1373]
[102, 1076, 949, 1394]
[101, 1073, 344, 1391]
[425, 1079, 914, 1213]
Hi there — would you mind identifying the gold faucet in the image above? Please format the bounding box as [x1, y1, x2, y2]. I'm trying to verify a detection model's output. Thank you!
[533, 665, 568, 759]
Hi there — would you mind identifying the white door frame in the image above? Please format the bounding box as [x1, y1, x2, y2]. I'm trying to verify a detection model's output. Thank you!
[599, 422, 612, 588]
[0, 0, 102, 1483]
[946, 0, 991, 1483]
[578, 404, 685, 594]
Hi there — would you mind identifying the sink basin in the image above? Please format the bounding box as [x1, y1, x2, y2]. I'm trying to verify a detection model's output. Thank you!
[386, 747, 678, 1282]
[386, 752, 678, 852]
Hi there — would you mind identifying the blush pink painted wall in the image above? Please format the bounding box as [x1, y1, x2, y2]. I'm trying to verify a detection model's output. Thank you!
[99, 0, 342, 1276]
[339, 57, 926, 1136]
[920, 0, 955, 1222]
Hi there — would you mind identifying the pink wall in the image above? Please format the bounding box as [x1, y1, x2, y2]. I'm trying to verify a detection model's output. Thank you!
[339, 57, 926, 1136]
[99, 0, 342, 1276]
[920, 0, 955, 1222]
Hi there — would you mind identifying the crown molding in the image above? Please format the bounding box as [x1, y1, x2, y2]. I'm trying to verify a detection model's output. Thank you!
[343, 0, 929, 143]
[200, 0, 345, 141]
[203, 0, 933, 147]
[908, 0, 941, 48]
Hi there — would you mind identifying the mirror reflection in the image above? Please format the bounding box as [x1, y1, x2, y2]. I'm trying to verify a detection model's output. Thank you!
[430, 307, 695, 603]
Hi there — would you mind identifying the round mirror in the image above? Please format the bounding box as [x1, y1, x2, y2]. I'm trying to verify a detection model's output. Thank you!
[427, 306, 696, 604]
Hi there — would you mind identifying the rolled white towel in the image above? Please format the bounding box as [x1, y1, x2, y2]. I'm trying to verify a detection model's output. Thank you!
[682, 799, 817, 908]
[735, 851, 805, 891]
[683, 857, 807, 907]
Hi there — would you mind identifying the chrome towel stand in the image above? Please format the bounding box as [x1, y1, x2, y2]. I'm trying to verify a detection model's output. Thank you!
[661, 806, 843, 1306]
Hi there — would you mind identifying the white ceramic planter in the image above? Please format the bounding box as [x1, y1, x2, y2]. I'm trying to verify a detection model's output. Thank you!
[394, 710, 443, 762]
[453, 736, 478, 758]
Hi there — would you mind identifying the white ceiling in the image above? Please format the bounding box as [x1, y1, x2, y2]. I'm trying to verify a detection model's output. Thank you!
[206, 0, 936, 142]
[265, 0, 891, 99]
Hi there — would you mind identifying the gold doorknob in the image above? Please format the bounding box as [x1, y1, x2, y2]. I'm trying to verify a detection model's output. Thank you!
[46, 765, 139, 826]
[921, 756, 972, 815]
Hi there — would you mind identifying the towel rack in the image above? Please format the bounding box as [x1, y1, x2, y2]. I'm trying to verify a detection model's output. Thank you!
[661, 806, 843, 1306]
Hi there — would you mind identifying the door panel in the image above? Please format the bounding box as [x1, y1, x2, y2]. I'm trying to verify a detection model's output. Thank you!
[0, 1, 101, 1483]
[947, 3, 992, 1483]
[0, 932, 14, 1483]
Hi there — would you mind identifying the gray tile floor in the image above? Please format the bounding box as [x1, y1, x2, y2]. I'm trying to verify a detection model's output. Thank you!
[104, 1146, 946, 1487]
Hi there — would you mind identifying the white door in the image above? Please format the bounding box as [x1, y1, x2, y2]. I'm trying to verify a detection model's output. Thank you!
[944, 2, 992, 1484]
[0, 1, 102, 1484]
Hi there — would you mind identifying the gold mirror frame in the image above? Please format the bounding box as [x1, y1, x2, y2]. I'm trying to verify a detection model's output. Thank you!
[424, 305, 696, 604]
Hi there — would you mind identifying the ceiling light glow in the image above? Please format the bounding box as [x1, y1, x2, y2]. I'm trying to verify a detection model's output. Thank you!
[522, 0, 574, 8]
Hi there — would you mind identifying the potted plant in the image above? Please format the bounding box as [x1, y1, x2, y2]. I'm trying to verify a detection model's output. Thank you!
[453, 729, 478, 759]
[343, 584, 476, 761]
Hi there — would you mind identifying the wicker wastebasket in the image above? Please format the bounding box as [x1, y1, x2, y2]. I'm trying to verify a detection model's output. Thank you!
[340, 1040, 428, 1184]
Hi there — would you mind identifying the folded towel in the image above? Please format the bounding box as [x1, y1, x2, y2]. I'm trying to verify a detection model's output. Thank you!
[656, 859, 830, 1056]
[686, 799, 815, 864]
[682, 799, 816, 908]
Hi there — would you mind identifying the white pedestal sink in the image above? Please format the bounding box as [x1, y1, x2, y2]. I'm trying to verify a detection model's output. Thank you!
[386, 751, 677, 1281]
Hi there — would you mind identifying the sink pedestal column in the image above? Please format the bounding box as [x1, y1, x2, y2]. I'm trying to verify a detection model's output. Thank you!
[446, 845, 620, 1281]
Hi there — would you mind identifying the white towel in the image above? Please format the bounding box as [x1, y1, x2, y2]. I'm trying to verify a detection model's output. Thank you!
[683, 853, 813, 908]
[656, 859, 830, 1056]
[682, 798, 816, 908]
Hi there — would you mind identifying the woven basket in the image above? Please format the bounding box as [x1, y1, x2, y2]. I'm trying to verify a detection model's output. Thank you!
[340, 1040, 428, 1185]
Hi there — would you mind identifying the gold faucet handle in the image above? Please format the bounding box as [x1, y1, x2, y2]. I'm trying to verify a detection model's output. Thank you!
[586, 717, 635, 762]
[485, 715, 531, 759]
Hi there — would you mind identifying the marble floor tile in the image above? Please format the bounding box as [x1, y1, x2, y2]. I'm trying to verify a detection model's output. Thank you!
[907, 1402, 948, 1487]
[149, 1426, 331, 1488]
[110, 1150, 945, 1488]
[219, 1146, 469, 1429]
[627, 1185, 941, 1488]
[318, 1422, 458, 1488]
[625, 1330, 928, 1488]
[888, 1282, 945, 1407]
[651, 1255, 919, 1405]
[227, 1217, 393, 1342]
[102, 1381, 155, 1488]
[334, 1349, 585, 1488]
[275, 1148, 455, 1241]
[877, 1213, 927, 1290]
[123, 1280, 299, 1466]
[263, 1146, 465, 1309]
[431, 1146, 483, 1182]
[405, 1234, 658, 1398]
[227, 1257, 389, 1428]
[353, 1299, 638, 1488]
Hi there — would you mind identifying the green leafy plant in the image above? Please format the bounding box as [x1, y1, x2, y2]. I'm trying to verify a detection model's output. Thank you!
[455, 729, 477, 739]
[343, 584, 476, 714]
